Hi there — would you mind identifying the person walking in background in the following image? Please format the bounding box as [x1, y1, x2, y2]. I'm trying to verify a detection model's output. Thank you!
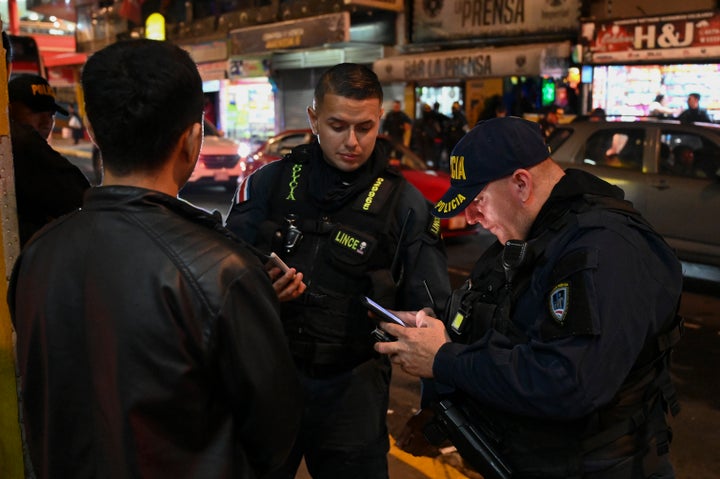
[67, 104, 84, 144]
[538, 105, 560, 137]
[226, 62, 451, 479]
[381, 99, 412, 146]
[649, 94, 676, 118]
[8, 39, 302, 479]
[8, 73, 90, 247]
[375, 117, 683, 478]
[678, 92, 711, 123]
[411, 102, 443, 167]
[445, 101, 469, 155]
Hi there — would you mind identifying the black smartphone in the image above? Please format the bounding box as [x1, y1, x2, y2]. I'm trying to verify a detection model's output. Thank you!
[362, 296, 406, 326]
[362, 296, 406, 343]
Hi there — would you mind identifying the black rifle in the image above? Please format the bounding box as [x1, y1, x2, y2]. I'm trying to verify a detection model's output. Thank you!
[429, 399, 513, 479]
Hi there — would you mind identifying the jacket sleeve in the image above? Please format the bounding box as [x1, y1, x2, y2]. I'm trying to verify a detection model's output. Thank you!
[215, 264, 302, 475]
[432, 226, 682, 419]
[225, 164, 276, 244]
[394, 183, 452, 312]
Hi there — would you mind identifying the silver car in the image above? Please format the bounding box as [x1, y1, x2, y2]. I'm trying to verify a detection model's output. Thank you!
[548, 119, 720, 281]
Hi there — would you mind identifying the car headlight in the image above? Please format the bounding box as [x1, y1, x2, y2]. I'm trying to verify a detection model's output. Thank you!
[237, 142, 251, 158]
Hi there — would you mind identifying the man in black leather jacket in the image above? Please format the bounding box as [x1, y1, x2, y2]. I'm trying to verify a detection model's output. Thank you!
[8, 39, 302, 479]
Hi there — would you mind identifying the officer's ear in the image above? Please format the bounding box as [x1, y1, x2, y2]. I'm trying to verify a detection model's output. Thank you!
[307, 106, 318, 135]
[510, 168, 533, 204]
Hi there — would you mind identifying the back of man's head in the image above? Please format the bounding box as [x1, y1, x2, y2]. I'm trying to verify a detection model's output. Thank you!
[313, 63, 382, 109]
[82, 39, 203, 176]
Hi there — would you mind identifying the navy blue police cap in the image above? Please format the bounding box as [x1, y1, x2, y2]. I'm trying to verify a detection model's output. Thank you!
[433, 116, 551, 219]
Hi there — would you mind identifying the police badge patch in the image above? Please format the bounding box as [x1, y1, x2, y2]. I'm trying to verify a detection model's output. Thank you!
[549, 282, 570, 325]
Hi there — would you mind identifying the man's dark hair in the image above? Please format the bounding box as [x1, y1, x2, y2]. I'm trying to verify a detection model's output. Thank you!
[82, 39, 203, 175]
[313, 63, 382, 109]
[689, 92, 701, 101]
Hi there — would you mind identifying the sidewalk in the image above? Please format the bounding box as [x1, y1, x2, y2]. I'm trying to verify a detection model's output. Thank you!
[48, 135, 94, 160]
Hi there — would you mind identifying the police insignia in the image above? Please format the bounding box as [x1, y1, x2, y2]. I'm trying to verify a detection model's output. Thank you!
[549, 282, 570, 325]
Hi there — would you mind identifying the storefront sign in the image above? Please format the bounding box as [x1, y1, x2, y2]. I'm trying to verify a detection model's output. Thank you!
[373, 42, 570, 82]
[197, 61, 228, 81]
[182, 40, 228, 64]
[229, 12, 350, 55]
[347, 0, 403, 12]
[413, 0, 580, 42]
[581, 10, 720, 63]
[228, 57, 271, 79]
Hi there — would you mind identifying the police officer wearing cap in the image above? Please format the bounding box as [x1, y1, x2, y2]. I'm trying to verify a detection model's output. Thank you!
[9, 73, 90, 247]
[375, 116, 683, 478]
[226, 63, 451, 478]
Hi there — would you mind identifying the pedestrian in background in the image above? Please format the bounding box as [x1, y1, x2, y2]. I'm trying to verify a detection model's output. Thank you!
[381, 99, 412, 145]
[411, 102, 443, 167]
[226, 62, 451, 479]
[648, 94, 676, 118]
[678, 92, 711, 123]
[376, 117, 683, 478]
[444, 101, 469, 158]
[9, 39, 302, 479]
[8, 73, 90, 247]
[67, 103, 84, 144]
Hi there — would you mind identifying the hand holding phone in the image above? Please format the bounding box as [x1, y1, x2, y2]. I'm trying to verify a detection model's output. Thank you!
[362, 296, 406, 342]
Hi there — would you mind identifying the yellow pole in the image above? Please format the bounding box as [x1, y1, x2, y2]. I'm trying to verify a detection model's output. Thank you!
[0, 34, 27, 477]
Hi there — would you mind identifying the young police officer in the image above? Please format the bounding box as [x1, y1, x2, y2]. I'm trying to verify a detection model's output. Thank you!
[226, 63, 451, 478]
[376, 117, 683, 478]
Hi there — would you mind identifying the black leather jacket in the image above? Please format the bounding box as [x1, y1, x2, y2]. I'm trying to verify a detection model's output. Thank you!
[9, 186, 302, 479]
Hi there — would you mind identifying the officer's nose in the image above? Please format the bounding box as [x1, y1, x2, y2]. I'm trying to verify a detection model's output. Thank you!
[345, 128, 360, 148]
[465, 203, 483, 225]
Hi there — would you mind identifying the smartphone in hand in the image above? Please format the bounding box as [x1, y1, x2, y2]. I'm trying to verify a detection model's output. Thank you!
[362, 296, 405, 342]
[268, 252, 290, 273]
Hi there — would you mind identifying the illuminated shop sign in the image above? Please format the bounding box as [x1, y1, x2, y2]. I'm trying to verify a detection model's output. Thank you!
[413, 0, 580, 42]
[374, 42, 570, 82]
[581, 10, 720, 63]
[229, 12, 350, 55]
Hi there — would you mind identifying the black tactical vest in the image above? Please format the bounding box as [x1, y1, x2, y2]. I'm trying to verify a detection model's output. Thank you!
[257, 144, 406, 374]
[440, 194, 683, 476]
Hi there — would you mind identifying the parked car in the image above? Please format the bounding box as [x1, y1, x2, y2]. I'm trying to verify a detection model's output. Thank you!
[547, 118, 720, 279]
[187, 120, 248, 191]
[243, 129, 477, 237]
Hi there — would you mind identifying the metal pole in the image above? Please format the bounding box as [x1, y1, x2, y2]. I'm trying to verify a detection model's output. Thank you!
[0, 20, 26, 477]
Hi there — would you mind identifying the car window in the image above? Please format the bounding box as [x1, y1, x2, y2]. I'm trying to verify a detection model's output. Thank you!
[581, 128, 644, 171]
[547, 127, 572, 153]
[268, 133, 313, 156]
[659, 130, 720, 179]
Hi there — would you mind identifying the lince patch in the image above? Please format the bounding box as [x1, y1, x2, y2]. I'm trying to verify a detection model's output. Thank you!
[549, 282, 570, 325]
[333, 228, 370, 256]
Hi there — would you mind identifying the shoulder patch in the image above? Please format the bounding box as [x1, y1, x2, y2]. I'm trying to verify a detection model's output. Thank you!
[352, 175, 396, 214]
[427, 214, 441, 239]
[549, 281, 570, 325]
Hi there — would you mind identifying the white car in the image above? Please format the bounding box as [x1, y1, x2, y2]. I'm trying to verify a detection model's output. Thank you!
[187, 121, 249, 191]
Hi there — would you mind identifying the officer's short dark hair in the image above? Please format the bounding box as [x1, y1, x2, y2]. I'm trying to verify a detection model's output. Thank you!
[313, 63, 382, 110]
[82, 39, 203, 176]
[689, 92, 701, 101]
